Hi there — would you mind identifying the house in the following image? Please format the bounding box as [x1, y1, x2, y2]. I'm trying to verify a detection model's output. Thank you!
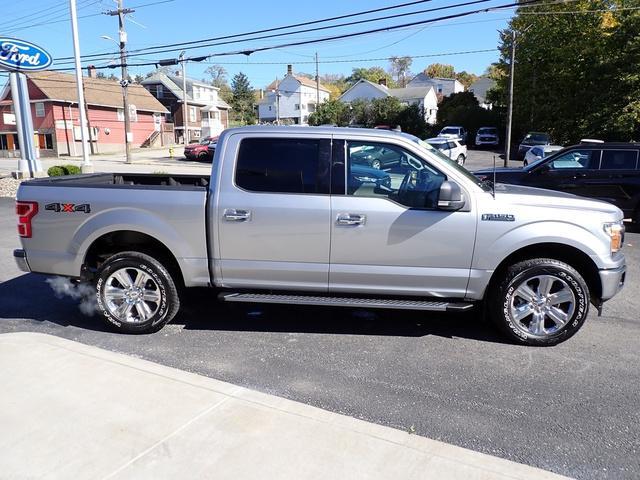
[406, 74, 464, 98]
[468, 77, 496, 110]
[0, 70, 168, 158]
[339, 79, 439, 125]
[142, 72, 230, 143]
[258, 65, 330, 125]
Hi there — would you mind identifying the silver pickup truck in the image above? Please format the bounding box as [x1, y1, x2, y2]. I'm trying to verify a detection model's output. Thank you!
[14, 127, 626, 346]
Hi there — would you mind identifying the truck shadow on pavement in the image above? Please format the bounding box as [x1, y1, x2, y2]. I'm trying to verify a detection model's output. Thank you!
[0, 274, 509, 344]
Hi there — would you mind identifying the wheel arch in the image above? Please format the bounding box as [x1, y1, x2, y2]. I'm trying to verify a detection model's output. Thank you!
[83, 230, 185, 288]
[486, 242, 602, 301]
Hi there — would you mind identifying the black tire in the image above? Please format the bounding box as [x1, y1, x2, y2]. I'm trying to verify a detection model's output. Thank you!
[95, 251, 180, 334]
[489, 258, 590, 346]
[197, 152, 208, 161]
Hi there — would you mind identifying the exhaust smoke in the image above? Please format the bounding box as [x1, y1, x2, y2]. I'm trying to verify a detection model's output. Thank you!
[46, 277, 98, 316]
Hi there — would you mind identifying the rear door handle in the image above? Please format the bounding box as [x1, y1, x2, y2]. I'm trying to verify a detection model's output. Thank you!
[223, 209, 251, 222]
[336, 213, 366, 226]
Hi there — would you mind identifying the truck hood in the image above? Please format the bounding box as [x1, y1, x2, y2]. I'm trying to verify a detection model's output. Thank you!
[492, 183, 623, 218]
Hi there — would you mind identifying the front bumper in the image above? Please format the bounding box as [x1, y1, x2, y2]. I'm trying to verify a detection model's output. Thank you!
[476, 138, 499, 145]
[13, 249, 30, 273]
[599, 265, 626, 301]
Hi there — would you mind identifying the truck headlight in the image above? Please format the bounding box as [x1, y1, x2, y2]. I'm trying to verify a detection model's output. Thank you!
[603, 221, 625, 253]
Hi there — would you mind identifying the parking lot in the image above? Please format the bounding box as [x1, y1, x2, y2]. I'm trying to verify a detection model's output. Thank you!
[0, 193, 638, 479]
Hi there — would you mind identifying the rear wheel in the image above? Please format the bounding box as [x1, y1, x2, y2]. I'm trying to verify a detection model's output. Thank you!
[96, 251, 180, 334]
[489, 258, 589, 346]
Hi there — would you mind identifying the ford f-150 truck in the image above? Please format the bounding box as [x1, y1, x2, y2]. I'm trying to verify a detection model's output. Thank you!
[14, 127, 627, 346]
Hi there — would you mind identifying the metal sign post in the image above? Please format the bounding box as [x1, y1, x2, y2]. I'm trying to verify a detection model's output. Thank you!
[0, 37, 53, 178]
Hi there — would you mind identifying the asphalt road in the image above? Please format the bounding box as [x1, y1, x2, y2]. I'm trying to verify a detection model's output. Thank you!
[1, 196, 639, 480]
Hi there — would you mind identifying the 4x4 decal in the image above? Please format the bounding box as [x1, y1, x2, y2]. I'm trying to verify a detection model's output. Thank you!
[45, 203, 91, 214]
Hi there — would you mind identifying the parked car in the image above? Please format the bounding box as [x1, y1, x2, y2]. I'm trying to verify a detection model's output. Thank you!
[439, 126, 467, 144]
[350, 144, 403, 169]
[474, 142, 640, 222]
[15, 126, 626, 346]
[349, 164, 392, 193]
[475, 127, 499, 148]
[523, 144, 563, 166]
[206, 139, 218, 162]
[425, 137, 467, 165]
[517, 132, 551, 160]
[184, 136, 217, 161]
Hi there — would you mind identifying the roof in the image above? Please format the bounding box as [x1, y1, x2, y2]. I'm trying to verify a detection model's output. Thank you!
[407, 73, 462, 87]
[468, 77, 496, 103]
[387, 86, 435, 100]
[141, 72, 230, 109]
[265, 74, 330, 93]
[22, 71, 168, 113]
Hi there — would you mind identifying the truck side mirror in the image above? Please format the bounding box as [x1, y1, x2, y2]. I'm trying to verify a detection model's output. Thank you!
[437, 181, 465, 211]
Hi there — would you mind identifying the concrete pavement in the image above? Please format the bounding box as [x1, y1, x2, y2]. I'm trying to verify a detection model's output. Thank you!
[0, 332, 569, 480]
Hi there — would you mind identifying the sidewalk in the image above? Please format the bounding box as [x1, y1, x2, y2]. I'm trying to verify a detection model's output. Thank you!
[0, 332, 569, 480]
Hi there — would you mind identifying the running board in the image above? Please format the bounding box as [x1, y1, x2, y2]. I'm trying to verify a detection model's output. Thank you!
[219, 293, 474, 312]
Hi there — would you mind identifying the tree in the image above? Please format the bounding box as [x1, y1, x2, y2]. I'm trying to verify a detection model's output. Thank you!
[133, 74, 145, 84]
[308, 99, 350, 126]
[346, 67, 395, 87]
[389, 56, 413, 87]
[437, 92, 501, 140]
[491, 0, 640, 144]
[230, 72, 255, 124]
[455, 71, 478, 90]
[145, 66, 174, 78]
[424, 63, 455, 79]
[205, 65, 228, 89]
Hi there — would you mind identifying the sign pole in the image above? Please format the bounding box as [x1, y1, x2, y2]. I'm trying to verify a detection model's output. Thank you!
[16, 72, 42, 175]
[69, 0, 93, 173]
[8, 72, 30, 176]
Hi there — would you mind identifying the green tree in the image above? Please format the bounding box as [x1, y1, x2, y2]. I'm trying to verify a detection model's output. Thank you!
[437, 92, 501, 140]
[491, 0, 640, 143]
[230, 72, 255, 125]
[308, 99, 350, 126]
[389, 56, 413, 87]
[346, 67, 395, 87]
[424, 63, 455, 79]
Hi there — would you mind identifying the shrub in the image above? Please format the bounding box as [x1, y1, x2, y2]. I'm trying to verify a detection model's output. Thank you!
[47, 166, 66, 177]
[62, 165, 82, 175]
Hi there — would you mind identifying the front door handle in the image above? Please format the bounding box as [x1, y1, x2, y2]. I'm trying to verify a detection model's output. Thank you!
[336, 213, 366, 226]
[224, 209, 251, 222]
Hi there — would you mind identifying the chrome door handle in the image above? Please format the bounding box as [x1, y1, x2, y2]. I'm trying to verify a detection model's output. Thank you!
[336, 213, 366, 226]
[224, 209, 251, 222]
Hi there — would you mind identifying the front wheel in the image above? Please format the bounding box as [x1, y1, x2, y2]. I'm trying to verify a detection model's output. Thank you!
[489, 258, 589, 346]
[95, 251, 180, 334]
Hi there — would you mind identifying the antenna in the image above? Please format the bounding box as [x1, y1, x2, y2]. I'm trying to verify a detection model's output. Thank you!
[492, 154, 497, 199]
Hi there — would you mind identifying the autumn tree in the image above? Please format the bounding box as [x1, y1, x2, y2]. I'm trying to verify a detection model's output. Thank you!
[389, 56, 413, 87]
[423, 63, 455, 79]
[346, 67, 395, 87]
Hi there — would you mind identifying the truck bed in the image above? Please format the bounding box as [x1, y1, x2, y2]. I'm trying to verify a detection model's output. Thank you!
[23, 173, 210, 190]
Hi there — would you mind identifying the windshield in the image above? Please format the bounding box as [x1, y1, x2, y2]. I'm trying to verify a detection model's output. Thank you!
[440, 127, 459, 135]
[523, 147, 568, 170]
[401, 133, 492, 192]
[199, 138, 210, 145]
[478, 128, 497, 134]
[523, 133, 550, 143]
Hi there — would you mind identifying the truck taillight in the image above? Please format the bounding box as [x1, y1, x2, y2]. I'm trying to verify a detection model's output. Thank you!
[16, 201, 38, 238]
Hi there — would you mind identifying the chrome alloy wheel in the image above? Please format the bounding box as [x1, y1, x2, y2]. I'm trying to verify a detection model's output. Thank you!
[509, 274, 576, 338]
[104, 267, 161, 323]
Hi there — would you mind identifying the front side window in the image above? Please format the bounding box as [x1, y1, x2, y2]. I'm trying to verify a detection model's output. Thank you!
[235, 138, 330, 194]
[346, 141, 446, 209]
[600, 150, 638, 170]
[550, 149, 599, 169]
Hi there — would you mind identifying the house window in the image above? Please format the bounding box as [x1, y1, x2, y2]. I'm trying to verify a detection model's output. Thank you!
[37, 133, 54, 149]
[437, 84, 443, 94]
[212, 111, 220, 120]
[165, 112, 173, 123]
[308, 103, 316, 112]
[129, 104, 138, 123]
[35, 102, 45, 117]
[117, 108, 124, 121]
[294, 104, 300, 110]
[268, 106, 272, 111]
[189, 106, 197, 122]
[157, 85, 163, 97]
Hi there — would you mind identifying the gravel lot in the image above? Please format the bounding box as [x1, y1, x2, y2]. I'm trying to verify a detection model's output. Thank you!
[0, 194, 638, 479]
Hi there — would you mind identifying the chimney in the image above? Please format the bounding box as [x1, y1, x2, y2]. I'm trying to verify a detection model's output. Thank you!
[287, 64, 293, 76]
[378, 78, 387, 88]
[87, 65, 97, 78]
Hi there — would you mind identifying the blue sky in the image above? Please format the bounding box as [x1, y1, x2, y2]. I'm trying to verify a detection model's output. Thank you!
[1, 0, 514, 87]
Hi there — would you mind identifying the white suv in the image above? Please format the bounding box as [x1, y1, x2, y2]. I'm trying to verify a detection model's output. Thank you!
[426, 137, 468, 165]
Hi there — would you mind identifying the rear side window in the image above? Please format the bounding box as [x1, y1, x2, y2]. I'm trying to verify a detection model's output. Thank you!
[235, 138, 330, 194]
[599, 150, 638, 170]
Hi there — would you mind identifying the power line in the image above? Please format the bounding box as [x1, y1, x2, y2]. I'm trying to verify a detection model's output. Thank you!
[1, 0, 100, 32]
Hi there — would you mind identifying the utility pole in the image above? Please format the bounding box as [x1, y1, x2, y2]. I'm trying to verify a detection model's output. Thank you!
[504, 30, 516, 167]
[69, 0, 93, 172]
[106, 0, 134, 163]
[315, 52, 320, 106]
[179, 51, 188, 144]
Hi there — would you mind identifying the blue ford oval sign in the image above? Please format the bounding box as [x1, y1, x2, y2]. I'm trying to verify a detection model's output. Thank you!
[0, 38, 53, 72]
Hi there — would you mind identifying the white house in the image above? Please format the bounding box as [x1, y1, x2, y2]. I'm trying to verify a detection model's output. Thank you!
[468, 77, 496, 110]
[407, 74, 464, 98]
[258, 65, 330, 125]
[339, 79, 439, 125]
